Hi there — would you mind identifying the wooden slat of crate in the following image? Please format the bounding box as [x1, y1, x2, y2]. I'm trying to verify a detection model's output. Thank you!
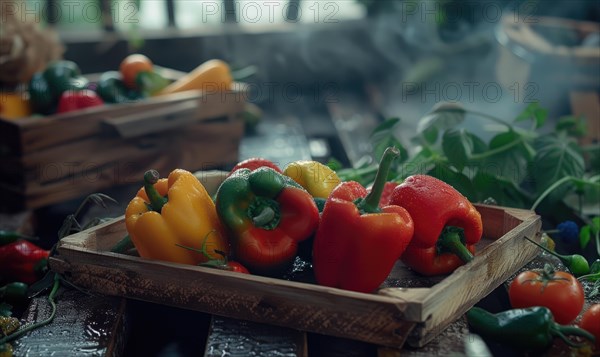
[380, 205, 540, 347]
[0, 84, 248, 155]
[0, 120, 244, 210]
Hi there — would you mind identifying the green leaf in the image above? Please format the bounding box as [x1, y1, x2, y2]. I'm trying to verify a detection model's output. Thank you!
[428, 164, 476, 201]
[482, 131, 530, 186]
[580, 225, 591, 249]
[469, 133, 488, 155]
[589, 279, 600, 298]
[326, 158, 344, 172]
[442, 129, 473, 171]
[533, 134, 585, 201]
[417, 104, 466, 144]
[422, 126, 439, 145]
[555, 115, 587, 137]
[515, 102, 548, 129]
[396, 147, 436, 180]
[370, 118, 408, 164]
[588, 145, 600, 174]
[591, 217, 600, 236]
[472, 171, 531, 208]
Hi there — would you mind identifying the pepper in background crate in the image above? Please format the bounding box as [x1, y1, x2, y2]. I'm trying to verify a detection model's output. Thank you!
[215, 167, 319, 276]
[312, 147, 414, 293]
[390, 174, 483, 276]
[125, 169, 229, 266]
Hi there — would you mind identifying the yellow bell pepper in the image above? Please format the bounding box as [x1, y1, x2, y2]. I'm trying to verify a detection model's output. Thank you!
[0, 92, 32, 119]
[125, 169, 229, 265]
[283, 161, 341, 199]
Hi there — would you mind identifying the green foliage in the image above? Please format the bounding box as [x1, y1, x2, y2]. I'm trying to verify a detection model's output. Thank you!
[370, 117, 408, 165]
[332, 102, 599, 217]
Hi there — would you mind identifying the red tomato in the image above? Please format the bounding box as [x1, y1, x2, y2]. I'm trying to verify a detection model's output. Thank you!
[508, 268, 584, 324]
[227, 261, 250, 274]
[120, 54, 153, 89]
[579, 304, 600, 349]
[228, 158, 281, 177]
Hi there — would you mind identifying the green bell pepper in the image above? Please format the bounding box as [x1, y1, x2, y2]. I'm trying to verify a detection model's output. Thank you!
[95, 71, 142, 104]
[467, 306, 596, 351]
[28, 60, 89, 115]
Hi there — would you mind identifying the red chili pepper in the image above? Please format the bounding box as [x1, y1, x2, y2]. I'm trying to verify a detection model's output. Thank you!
[228, 157, 282, 177]
[56, 89, 104, 114]
[0, 240, 50, 284]
[389, 175, 483, 276]
[312, 147, 414, 293]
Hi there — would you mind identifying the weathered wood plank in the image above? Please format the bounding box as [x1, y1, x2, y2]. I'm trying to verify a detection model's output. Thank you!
[11, 289, 127, 357]
[0, 84, 247, 154]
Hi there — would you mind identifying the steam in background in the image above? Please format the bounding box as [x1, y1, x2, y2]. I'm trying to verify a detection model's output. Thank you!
[227, 0, 598, 128]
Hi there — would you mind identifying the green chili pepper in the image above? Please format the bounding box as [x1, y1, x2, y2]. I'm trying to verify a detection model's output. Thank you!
[0, 282, 28, 303]
[578, 259, 600, 282]
[524, 236, 589, 276]
[467, 306, 595, 351]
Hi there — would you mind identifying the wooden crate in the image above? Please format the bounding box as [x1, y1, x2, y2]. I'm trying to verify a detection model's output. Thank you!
[49, 171, 542, 349]
[0, 85, 247, 211]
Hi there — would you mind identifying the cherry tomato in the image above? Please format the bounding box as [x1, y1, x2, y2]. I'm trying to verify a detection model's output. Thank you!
[579, 304, 600, 349]
[508, 266, 584, 324]
[227, 261, 250, 274]
[228, 158, 281, 177]
[119, 54, 153, 89]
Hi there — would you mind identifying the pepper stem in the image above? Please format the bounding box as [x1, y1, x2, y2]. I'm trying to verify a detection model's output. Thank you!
[437, 226, 473, 263]
[144, 170, 167, 212]
[253, 207, 275, 226]
[551, 322, 596, 348]
[248, 198, 281, 230]
[360, 147, 400, 213]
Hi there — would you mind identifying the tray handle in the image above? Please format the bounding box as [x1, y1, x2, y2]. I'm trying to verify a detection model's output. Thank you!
[102, 100, 200, 138]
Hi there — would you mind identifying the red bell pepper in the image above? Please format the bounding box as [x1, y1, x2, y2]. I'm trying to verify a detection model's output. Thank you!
[0, 240, 50, 284]
[56, 89, 104, 114]
[228, 157, 282, 177]
[312, 147, 414, 293]
[215, 167, 319, 276]
[389, 174, 483, 276]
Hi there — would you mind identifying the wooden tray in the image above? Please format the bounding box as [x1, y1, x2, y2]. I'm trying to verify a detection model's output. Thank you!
[49, 171, 542, 349]
[0, 85, 248, 211]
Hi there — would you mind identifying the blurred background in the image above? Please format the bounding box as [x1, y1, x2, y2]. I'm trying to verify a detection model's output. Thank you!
[1, 0, 599, 213]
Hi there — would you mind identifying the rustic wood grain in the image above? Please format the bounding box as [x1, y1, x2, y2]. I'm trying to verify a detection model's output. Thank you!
[0, 84, 247, 211]
[0, 83, 247, 154]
